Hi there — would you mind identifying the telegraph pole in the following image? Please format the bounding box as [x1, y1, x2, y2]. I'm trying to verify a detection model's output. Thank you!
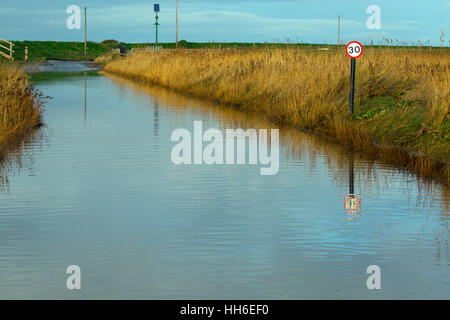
[84, 7, 87, 56]
[176, 0, 178, 48]
[338, 15, 341, 46]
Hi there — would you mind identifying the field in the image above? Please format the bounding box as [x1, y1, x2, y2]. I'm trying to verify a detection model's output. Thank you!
[0, 64, 45, 158]
[103, 47, 449, 184]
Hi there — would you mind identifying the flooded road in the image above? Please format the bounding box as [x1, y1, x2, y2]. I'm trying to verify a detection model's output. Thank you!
[21, 60, 101, 73]
[0, 69, 448, 299]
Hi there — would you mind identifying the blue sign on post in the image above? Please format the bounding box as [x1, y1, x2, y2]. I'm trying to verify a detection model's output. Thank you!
[154, 4, 160, 44]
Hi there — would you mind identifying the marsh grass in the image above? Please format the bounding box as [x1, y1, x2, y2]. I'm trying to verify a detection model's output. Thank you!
[0, 64, 45, 159]
[103, 47, 449, 184]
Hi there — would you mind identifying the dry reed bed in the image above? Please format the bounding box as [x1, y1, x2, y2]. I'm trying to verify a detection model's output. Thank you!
[0, 64, 44, 158]
[103, 48, 449, 185]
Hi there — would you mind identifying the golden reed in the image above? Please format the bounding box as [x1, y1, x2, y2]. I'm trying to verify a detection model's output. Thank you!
[103, 47, 449, 185]
[0, 64, 44, 158]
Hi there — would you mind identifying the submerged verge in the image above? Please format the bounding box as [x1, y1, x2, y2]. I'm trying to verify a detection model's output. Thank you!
[0, 64, 45, 159]
[102, 47, 449, 185]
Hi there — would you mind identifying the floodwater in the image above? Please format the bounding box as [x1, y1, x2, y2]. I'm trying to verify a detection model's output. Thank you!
[0, 64, 448, 299]
[21, 60, 101, 73]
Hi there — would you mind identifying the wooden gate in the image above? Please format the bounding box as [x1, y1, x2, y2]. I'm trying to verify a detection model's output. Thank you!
[0, 38, 14, 61]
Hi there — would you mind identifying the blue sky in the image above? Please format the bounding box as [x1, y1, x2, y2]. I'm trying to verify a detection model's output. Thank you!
[1, 0, 449, 45]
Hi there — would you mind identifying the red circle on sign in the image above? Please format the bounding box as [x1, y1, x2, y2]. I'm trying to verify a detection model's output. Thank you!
[346, 41, 364, 59]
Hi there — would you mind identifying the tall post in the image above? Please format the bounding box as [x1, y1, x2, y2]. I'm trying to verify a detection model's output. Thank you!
[176, 0, 178, 48]
[84, 7, 87, 57]
[155, 12, 159, 44]
[338, 15, 341, 46]
[349, 58, 356, 114]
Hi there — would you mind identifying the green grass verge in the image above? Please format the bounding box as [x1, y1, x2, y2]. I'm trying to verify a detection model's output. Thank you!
[3, 41, 448, 62]
[9, 41, 115, 61]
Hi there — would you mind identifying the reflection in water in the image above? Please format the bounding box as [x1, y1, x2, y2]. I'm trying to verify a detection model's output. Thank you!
[345, 156, 362, 220]
[0, 129, 44, 192]
[0, 72, 448, 299]
[153, 101, 159, 148]
[108, 73, 448, 218]
[109, 73, 449, 266]
[84, 71, 87, 123]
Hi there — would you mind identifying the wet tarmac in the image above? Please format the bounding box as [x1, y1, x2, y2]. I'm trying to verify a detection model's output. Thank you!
[21, 60, 102, 73]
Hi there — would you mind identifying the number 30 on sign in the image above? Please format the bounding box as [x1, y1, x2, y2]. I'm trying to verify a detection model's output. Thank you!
[346, 41, 364, 59]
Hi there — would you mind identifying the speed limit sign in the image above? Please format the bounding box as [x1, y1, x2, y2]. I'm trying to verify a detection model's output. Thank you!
[346, 41, 364, 59]
[346, 41, 363, 114]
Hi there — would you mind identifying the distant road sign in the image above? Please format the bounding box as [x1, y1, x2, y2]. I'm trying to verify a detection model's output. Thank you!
[346, 41, 364, 59]
[154, 4, 160, 12]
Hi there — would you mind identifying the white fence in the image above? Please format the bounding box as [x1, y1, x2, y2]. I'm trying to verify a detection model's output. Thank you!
[0, 38, 14, 61]
[131, 46, 163, 54]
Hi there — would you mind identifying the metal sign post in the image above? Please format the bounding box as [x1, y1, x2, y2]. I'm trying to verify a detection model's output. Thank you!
[349, 58, 356, 114]
[154, 4, 160, 45]
[345, 41, 364, 114]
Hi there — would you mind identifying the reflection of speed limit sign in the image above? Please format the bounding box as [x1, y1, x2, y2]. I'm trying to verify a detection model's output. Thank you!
[346, 41, 364, 59]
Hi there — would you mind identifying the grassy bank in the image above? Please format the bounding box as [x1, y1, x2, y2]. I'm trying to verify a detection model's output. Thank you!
[9, 41, 118, 61]
[8, 41, 286, 62]
[8, 41, 323, 62]
[0, 64, 45, 157]
[103, 47, 449, 185]
[6, 41, 149, 62]
[5, 40, 445, 62]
